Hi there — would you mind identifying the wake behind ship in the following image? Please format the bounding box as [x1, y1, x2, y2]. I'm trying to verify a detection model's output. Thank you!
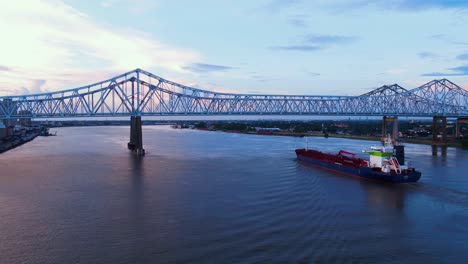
[295, 139, 421, 183]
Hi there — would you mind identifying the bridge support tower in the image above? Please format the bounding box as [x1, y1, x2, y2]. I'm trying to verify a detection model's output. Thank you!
[456, 118, 468, 138]
[128, 116, 145, 156]
[432, 116, 447, 145]
[381, 116, 398, 144]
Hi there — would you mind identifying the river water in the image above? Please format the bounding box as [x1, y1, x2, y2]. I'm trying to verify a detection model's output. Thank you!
[1, 126, 467, 263]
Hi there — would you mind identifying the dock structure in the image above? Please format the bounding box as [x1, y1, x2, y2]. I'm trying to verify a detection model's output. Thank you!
[456, 117, 468, 138]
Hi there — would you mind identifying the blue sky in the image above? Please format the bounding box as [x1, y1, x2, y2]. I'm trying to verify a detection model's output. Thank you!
[1, 0, 468, 96]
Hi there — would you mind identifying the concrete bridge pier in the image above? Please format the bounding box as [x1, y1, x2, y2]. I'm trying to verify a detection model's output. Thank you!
[381, 116, 398, 144]
[456, 118, 468, 138]
[432, 116, 447, 145]
[432, 145, 447, 157]
[128, 116, 145, 156]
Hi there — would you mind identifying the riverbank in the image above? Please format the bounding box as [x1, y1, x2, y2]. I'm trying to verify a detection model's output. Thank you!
[175, 119, 466, 148]
[197, 128, 465, 148]
[0, 129, 41, 154]
[320, 133, 466, 148]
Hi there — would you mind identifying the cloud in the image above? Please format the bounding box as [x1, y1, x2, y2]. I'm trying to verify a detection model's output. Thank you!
[289, 17, 307, 28]
[385, 69, 404, 75]
[0, 66, 12, 72]
[263, 0, 302, 12]
[457, 53, 468, 60]
[0, 79, 49, 96]
[429, 34, 468, 46]
[100, 1, 112, 8]
[100, 0, 159, 14]
[273, 34, 357, 52]
[182, 63, 235, 73]
[306, 34, 357, 45]
[29, 79, 48, 94]
[378, 69, 405, 75]
[0, 0, 199, 94]
[250, 74, 281, 83]
[306, 71, 320, 76]
[271, 45, 322, 51]
[430, 34, 447, 39]
[338, 0, 468, 10]
[418, 52, 438, 59]
[422, 65, 468, 76]
[395, 0, 468, 10]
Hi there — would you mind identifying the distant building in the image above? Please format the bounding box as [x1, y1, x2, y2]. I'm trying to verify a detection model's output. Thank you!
[18, 110, 32, 127]
[334, 123, 349, 128]
[1, 98, 18, 127]
[255, 127, 281, 132]
[0, 122, 6, 139]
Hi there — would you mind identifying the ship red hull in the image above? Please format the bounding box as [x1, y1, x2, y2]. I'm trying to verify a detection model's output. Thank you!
[295, 148, 421, 183]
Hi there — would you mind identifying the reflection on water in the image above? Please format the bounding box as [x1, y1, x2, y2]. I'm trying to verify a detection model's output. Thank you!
[360, 181, 406, 211]
[0, 126, 468, 263]
[432, 145, 447, 157]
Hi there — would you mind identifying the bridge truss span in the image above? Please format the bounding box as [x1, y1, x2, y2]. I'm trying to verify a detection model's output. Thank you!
[1, 68, 467, 119]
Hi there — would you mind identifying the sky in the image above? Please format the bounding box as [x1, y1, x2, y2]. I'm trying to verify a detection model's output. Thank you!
[1, 0, 468, 96]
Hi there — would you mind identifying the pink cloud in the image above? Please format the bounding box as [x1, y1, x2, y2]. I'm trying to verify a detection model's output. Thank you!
[0, 0, 200, 95]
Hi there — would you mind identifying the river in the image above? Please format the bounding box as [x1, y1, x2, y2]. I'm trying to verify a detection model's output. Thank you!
[1, 126, 467, 263]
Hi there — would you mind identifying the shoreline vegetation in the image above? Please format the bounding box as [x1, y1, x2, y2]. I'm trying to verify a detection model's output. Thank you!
[173, 120, 468, 149]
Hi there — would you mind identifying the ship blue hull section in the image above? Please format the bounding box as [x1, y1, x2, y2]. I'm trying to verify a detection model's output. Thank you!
[296, 154, 421, 183]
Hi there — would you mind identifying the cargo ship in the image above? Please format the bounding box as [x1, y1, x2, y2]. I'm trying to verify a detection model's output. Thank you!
[295, 138, 421, 183]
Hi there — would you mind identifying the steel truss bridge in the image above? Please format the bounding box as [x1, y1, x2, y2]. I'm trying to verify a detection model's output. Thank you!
[1, 68, 467, 119]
